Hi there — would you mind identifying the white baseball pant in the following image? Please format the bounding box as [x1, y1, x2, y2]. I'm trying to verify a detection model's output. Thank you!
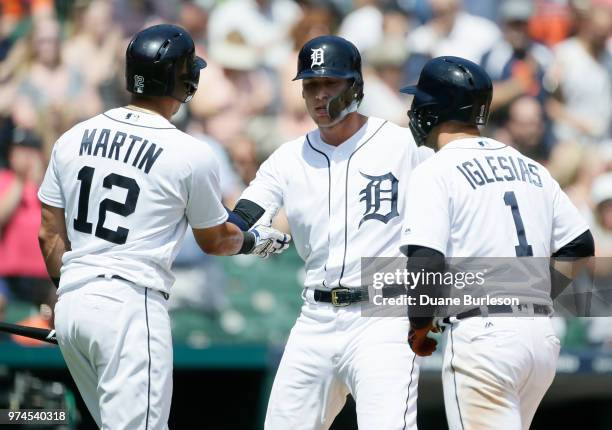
[442, 317, 560, 430]
[54, 278, 172, 429]
[265, 299, 421, 430]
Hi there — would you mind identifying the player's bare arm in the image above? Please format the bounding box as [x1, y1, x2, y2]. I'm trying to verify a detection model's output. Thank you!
[38, 203, 70, 286]
[192, 222, 247, 255]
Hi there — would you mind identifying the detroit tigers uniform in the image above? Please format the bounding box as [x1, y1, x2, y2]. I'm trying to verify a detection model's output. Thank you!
[401, 137, 590, 429]
[241, 117, 428, 429]
[38, 107, 228, 428]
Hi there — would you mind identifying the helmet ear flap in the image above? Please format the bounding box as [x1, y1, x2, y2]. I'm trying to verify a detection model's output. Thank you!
[408, 105, 440, 147]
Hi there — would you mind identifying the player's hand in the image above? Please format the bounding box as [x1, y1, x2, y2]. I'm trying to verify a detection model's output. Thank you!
[249, 206, 292, 259]
[408, 322, 438, 357]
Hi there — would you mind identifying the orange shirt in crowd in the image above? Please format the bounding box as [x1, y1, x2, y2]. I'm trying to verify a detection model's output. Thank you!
[10, 313, 51, 347]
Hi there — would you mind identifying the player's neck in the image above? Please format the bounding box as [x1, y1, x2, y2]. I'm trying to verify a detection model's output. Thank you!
[435, 123, 481, 150]
[127, 97, 179, 121]
[318, 113, 368, 146]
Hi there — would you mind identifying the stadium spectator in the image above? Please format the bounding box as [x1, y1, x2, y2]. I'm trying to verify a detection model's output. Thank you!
[0, 281, 6, 321]
[178, 0, 214, 47]
[0, 7, 29, 118]
[338, 0, 384, 52]
[493, 95, 549, 162]
[228, 134, 260, 188]
[190, 30, 274, 144]
[279, 5, 335, 115]
[405, 0, 501, 82]
[0, 280, 7, 341]
[11, 17, 102, 157]
[0, 117, 14, 168]
[0, 128, 50, 305]
[111, 0, 180, 37]
[548, 143, 607, 213]
[528, 0, 574, 47]
[10, 290, 54, 347]
[360, 35, 410, 125]
[482, 0, 554, 112]
[238, 5, 338, 154]
[462, 0, 503, 21]
[590, 173, 612, 257]
[208, 0, 302, 69]
[546, 0, 612, 144]
[62, 0, 124, 110]
[584, 173, 612, 349]
[0, 0, 55, 23]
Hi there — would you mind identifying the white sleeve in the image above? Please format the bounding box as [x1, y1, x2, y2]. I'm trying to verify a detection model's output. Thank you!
[239, 148, 284, 209]
[550, 178, 589, 253]
[186, 148, 229, 229]
[400, 164, 450, 255]
[38, 142, 65, 208]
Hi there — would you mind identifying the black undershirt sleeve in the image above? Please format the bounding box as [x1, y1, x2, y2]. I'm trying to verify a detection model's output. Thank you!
[550, 230, 595, 300]
[552, 230, 595, 259]
[227, 199, 266, 231]
[404, 245, 446, 329]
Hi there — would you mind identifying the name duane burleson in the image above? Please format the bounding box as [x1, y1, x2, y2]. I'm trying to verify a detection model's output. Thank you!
[371, 268, 520, 306]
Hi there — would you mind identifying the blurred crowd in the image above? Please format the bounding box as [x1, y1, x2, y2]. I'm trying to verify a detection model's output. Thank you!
[0, 0, 611, 348]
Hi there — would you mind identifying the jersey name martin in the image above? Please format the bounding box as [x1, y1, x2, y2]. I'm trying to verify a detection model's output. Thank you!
[78, 128, 164, 174]
[456, 154, 542, 190]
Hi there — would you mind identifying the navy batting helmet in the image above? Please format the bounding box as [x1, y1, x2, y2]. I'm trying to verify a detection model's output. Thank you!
[125, 24, 206, 103]
[400, 56, 492, 146]
[293, 35, 364, 122]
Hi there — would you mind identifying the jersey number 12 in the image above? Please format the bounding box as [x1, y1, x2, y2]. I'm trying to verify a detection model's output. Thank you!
[74, 166, 140, 245]
[503, 191, 533, 256]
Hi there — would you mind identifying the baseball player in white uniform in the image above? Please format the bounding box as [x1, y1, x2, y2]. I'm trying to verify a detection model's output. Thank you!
[37, 25, 290, 429]
[227, 36, 429, 429]
[398, 56, 595, 429]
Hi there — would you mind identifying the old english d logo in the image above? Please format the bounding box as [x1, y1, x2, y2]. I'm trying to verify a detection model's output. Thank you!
[359, 172, 399, 227]
[311, 48, 324, 67]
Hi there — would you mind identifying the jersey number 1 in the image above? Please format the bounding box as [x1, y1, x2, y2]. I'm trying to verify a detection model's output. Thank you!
[74, 166, 140, 245]
[503, 191, 533, 256]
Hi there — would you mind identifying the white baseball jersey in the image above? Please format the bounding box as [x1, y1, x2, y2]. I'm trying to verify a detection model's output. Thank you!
[401, 137, 589, 258]
[38, 107, 228, 294]
[241, 117, 430, 289]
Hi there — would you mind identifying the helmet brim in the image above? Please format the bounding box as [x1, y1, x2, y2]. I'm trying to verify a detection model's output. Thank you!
[399, 85, 436, 104]
[293, 68, 357, 81]
[195, 56, 207, 70]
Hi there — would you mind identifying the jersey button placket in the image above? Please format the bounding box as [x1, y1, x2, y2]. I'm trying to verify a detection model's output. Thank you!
[326, 151, 347, 288]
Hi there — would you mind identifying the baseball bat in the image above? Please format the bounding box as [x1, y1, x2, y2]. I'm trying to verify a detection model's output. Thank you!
[0, 322, 57, 345]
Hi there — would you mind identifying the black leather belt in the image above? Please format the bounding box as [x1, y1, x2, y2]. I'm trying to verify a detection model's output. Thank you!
[442, 303, 551, 324]
[313, 285, 406, 307]
[96, 274, 169, 300]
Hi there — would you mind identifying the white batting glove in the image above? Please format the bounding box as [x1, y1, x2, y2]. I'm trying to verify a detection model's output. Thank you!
[248, 206, 292, 258]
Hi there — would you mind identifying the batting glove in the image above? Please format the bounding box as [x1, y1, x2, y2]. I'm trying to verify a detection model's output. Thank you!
[408, 321, 438, 357]
[248, 206, 292, 259]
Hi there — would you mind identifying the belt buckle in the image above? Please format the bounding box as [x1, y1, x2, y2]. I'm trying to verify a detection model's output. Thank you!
[330, 288, 350, 307]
